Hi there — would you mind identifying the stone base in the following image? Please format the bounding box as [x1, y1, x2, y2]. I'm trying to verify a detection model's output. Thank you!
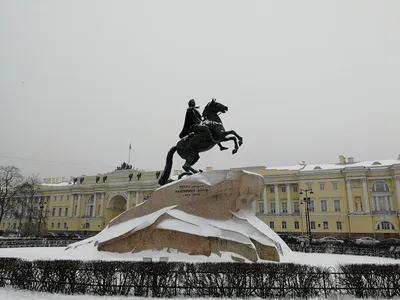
[79, 170, 288, 262]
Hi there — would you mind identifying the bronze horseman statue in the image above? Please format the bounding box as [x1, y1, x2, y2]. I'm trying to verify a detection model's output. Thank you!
[158, 98, 243, 185]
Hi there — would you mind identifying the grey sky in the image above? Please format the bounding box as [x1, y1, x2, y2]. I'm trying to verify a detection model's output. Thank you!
[1, 1, 399, 179]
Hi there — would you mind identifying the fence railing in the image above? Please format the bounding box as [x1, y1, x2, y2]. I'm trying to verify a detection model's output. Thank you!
[288, 242, 400, 259]
[1, 238, 399, 260]
[0, 239, 76, 248]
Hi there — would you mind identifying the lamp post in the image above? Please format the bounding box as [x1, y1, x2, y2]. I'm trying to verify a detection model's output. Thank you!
[38, 199, 47, 235]
[300, 188, 313, 241]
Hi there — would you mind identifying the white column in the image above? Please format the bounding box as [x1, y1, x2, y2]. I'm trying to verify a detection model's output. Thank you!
[274, 184, 280, 215]
[346, 179, 354, 214]
[394, 176, 400, 214]
[361, 178, 370, 213]
[375, 197, 380, 211]
[93, 193, 97, 217]
[286, 183, 292, 214]
[69, 194, 73, 217]
[126, 192, 130, 211]
[263, 186, 267, 214]
[136, 191, 140, 205]
[76, 194, 81, 217]
[100, 193, 105, 217]
[387, 196, 392, 211]
[252, 200, 256, 212]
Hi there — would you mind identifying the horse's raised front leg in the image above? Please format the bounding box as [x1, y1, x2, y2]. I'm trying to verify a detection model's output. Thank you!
[224, 130, 243, 146]
[221, 136, 239, 154]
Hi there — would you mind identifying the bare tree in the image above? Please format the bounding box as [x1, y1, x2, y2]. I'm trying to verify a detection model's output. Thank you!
[0, 166, 23, 226]
[12, 175, 46, 236]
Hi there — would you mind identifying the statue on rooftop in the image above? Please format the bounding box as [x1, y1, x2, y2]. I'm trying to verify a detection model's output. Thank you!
[158, 98, 243, 185]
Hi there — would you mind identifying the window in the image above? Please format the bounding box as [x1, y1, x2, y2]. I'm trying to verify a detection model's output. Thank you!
[307, 183, 312, 190]
[51, 223, 54, 228]
[282, 221, 287, 229]
[321, 200, 327, 212]
[323, 221, 329, 230]
[54, 196, 57, 201]
[336, 221, 342, 230]
[60, 196, 63, 201]
[89, 205, 94, 217]
[97, 205, 101, 215]
[294, 202, 300, 213]
[377, 221, 395, 230]
[293, 186, 298, 193]
[58, 208, 62, 216]
[65, 207, 69, 216]
[334, 200, 341, 212]
[294, 221, 299, 229]
[270, 187, 274, 193]
[67, 196, 70, 200]
[282, 202, 288, 213]
[333, 183, 338, 190]
[258, 202, 264, 213]
[83, 223, 90, 229]
[52, 208, 56, 216]
[57, 223, 60, 229]
[311, 221, 316, 230]
[64, 222, 67, 229]
[281, 186, 286, 193]
[269, 221, 274, 229]
[74, 205, 77, 216]
[372, 181, 389, 192]
[270, 202, 276, 213]
[320, 183, 325, 190]
[309, 200, 315, 212]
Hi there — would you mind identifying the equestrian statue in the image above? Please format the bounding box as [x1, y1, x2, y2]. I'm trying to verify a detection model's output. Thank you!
[158, 98, 243, 185]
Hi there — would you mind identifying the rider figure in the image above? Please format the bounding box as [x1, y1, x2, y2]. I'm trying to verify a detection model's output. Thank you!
[179, 99, 217, 143]
[179, 99, 228, 151]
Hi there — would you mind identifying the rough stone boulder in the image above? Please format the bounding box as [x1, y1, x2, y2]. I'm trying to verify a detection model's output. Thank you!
[69, 170, 290, 262]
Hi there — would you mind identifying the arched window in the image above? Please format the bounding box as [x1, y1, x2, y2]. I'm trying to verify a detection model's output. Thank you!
[371, 181, 392, 212]
[376, 221, 395, 230]
[313, 166, 322, 170]
[372, 181, 390, 192]
[83, 222, 90, 229]
[372, 161, 382, 166]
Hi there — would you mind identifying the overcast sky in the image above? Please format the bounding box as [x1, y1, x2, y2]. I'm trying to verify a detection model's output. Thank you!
[1, 1, 399, 179]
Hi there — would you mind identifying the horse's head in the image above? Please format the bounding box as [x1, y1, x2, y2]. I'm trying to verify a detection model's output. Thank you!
[202, 98, 228, 120]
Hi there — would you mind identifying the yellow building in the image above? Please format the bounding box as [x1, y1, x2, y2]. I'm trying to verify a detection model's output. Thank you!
[241, 155, 400, 239]
[1, 156, 399, 238]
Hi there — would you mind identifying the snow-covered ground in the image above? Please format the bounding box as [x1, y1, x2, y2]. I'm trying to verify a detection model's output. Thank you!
[0, 286, 388, 300]
[0, 246, 399, 268]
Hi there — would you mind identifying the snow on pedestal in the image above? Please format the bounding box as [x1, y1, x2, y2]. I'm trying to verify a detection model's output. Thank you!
[66, 170, 291, 262]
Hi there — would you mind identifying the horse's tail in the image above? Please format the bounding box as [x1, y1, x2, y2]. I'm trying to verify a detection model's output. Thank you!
[158, 146, 177, 186]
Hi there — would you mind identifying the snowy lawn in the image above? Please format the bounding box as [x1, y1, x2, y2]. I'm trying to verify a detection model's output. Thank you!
[0, 246, 399, 268]
[0, 286, 389, 300]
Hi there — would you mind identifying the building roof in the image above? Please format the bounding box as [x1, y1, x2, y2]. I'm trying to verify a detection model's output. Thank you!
[266, 159, 400, 172]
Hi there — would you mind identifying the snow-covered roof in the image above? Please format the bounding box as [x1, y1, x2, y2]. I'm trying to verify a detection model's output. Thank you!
[40, 182, 72, 187]
[266, 160, 400, 172]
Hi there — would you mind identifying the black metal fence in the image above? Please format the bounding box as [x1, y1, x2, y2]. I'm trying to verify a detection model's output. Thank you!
[1, 238, 399, 261]
[289, 242, 400, 259]
[1, 258, 400, 298]
[0, 239, 75, 248]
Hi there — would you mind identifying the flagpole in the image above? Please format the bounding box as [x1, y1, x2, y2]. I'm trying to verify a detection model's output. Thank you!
[128, 142, 131, 165]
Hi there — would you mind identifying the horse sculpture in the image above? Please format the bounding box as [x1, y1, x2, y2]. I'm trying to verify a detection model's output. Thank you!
[158, 99, 243, 185]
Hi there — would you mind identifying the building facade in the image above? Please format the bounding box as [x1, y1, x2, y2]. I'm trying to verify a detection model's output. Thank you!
[245, 156, 400, 238]
[1, 156, 400, 238]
